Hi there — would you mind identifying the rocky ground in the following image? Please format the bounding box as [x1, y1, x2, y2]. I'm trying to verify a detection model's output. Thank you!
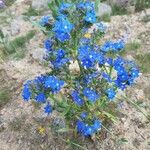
[0, 0, 150, 150]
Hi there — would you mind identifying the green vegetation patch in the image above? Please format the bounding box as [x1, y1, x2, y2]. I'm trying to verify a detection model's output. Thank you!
[135, 53, 150, 73]
[0, 88, 11, 108]
[119, 42, 141, 56]
[101, 13, 111, 22]
[112, 4, 128, 16]
[9, 116, 26, 131]
[1, 30, 36, 60]
[23, 6, 41, 17]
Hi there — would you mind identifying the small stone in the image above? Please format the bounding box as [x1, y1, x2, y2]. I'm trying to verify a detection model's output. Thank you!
[69, 60, 80, 74]
[134, 89, 145, 100]
[108, 0, 131, 7]
[32, 0, 51, 10]
[96, 3, 112, 17]
[10, 19, 20, 36]
[30, 48, 46, 63]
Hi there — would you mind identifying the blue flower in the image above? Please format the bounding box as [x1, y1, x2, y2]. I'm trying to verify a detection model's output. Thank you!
[22, 82, 31, 101]
[113, 40, 125, 51]
[102, 72, 112, 83]
[83, 88, 100, 103]
[59, 3, 72, 12]
[76, 118, 102, 136]
[81, 58, 94, 69]
[51, 49, 71, 69]
[44, 102, 52, 115]
[115, 80, 126, 90]
[71, 91, 84, 106]
[77, 2, 95, 11]
[80, 38, 91, 45]
[55, 31, 70, 42]
[53, 15, 73, 42]
[84, 11, 96, 23]
[0, 0, 5, 8]
[44, 39, 53, 51]
[88, 50, 98, 62]
[39, 16, 52, 26]
[53, 15, 73, 33]
[97, 53, 106, 65]
[114, 65, 126, 75]
[55, 49, 65, 58]
[101, 41, 114, 52]
[44, 76, 65, 93]
[106, 58, 113, 66]
[84, 71, 99, 84]
[78, 45, 91, 60]
[101, 41, 125, 52]
[80, 112, 88, 119]
[83, 125, 94, 136]
[106, 89, 116, 100]
[85, 2, 95, 11]
[117, 72, 129, 82]
[34, 75, 47, 84]
[130, 69, 139, 78]
[52, 58, 70, 69]
[35, 93, 46, 103]
[92, 119, 102, 131]
[95, 22, 106, 32]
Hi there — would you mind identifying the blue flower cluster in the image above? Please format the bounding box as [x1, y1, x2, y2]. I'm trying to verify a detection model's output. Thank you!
[101, 40, 125, 52]
[83, 88, 100, 103]
[53, 15, 74, 42]
[0, 0, 5, 8]
[22, 75, 65, 114]
[77, 1, 96, 23]
[44, 76, 65, 93]
[44, 47, 71, 69]
[77, 118, 102, 136]
[22, 81, 31, 101]
[44, 39, 53, 51]
[71, 91, 84, 106]
[78, 45, 106, 69]
[113, 57, 139, 90]
[106, 88, 116, 100]
[59, 3, 72, 13]
[39, 15, 52, 26]
[22, 0, 140, 138]
[44, 102, 52, 115]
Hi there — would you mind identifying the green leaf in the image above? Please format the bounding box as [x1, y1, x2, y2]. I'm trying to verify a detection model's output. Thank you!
[118, 138, 128, 144]
[0, 29, 4, 39]
[48, 2, 58, 18]
[55, 0, 61, 7]
[95, 0, 100, 13]
[103, 111, 118, 123]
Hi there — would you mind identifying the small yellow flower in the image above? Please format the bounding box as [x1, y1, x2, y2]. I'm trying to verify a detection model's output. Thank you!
[84, 33, 91, 38]
[38, 126, 45, 134]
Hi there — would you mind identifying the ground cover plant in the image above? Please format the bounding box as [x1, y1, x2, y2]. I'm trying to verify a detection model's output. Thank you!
[22, 0, 140, 138]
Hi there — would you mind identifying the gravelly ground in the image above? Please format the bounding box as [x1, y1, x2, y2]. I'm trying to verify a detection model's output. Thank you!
[0, 1, 150, 150]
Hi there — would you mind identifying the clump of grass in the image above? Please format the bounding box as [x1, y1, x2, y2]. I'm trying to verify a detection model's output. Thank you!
[142, 15, 150, 23]
[23, 6, 40, 17]
[9, 30, 36, 51]
[1, 30, 36, 60]
[0, 88, 11, 108]
[119, 42, 141, 56]
[101, 13, 111, 22]
[9, 116, 26, 131]
[135, 0, 150, 12]
[112, 4, 128, 16]
[135, 53, 150, 73]
[3, 0, 15, 7]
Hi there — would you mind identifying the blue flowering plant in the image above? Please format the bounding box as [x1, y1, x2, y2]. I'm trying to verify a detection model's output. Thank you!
[22, 0, 139, 138]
